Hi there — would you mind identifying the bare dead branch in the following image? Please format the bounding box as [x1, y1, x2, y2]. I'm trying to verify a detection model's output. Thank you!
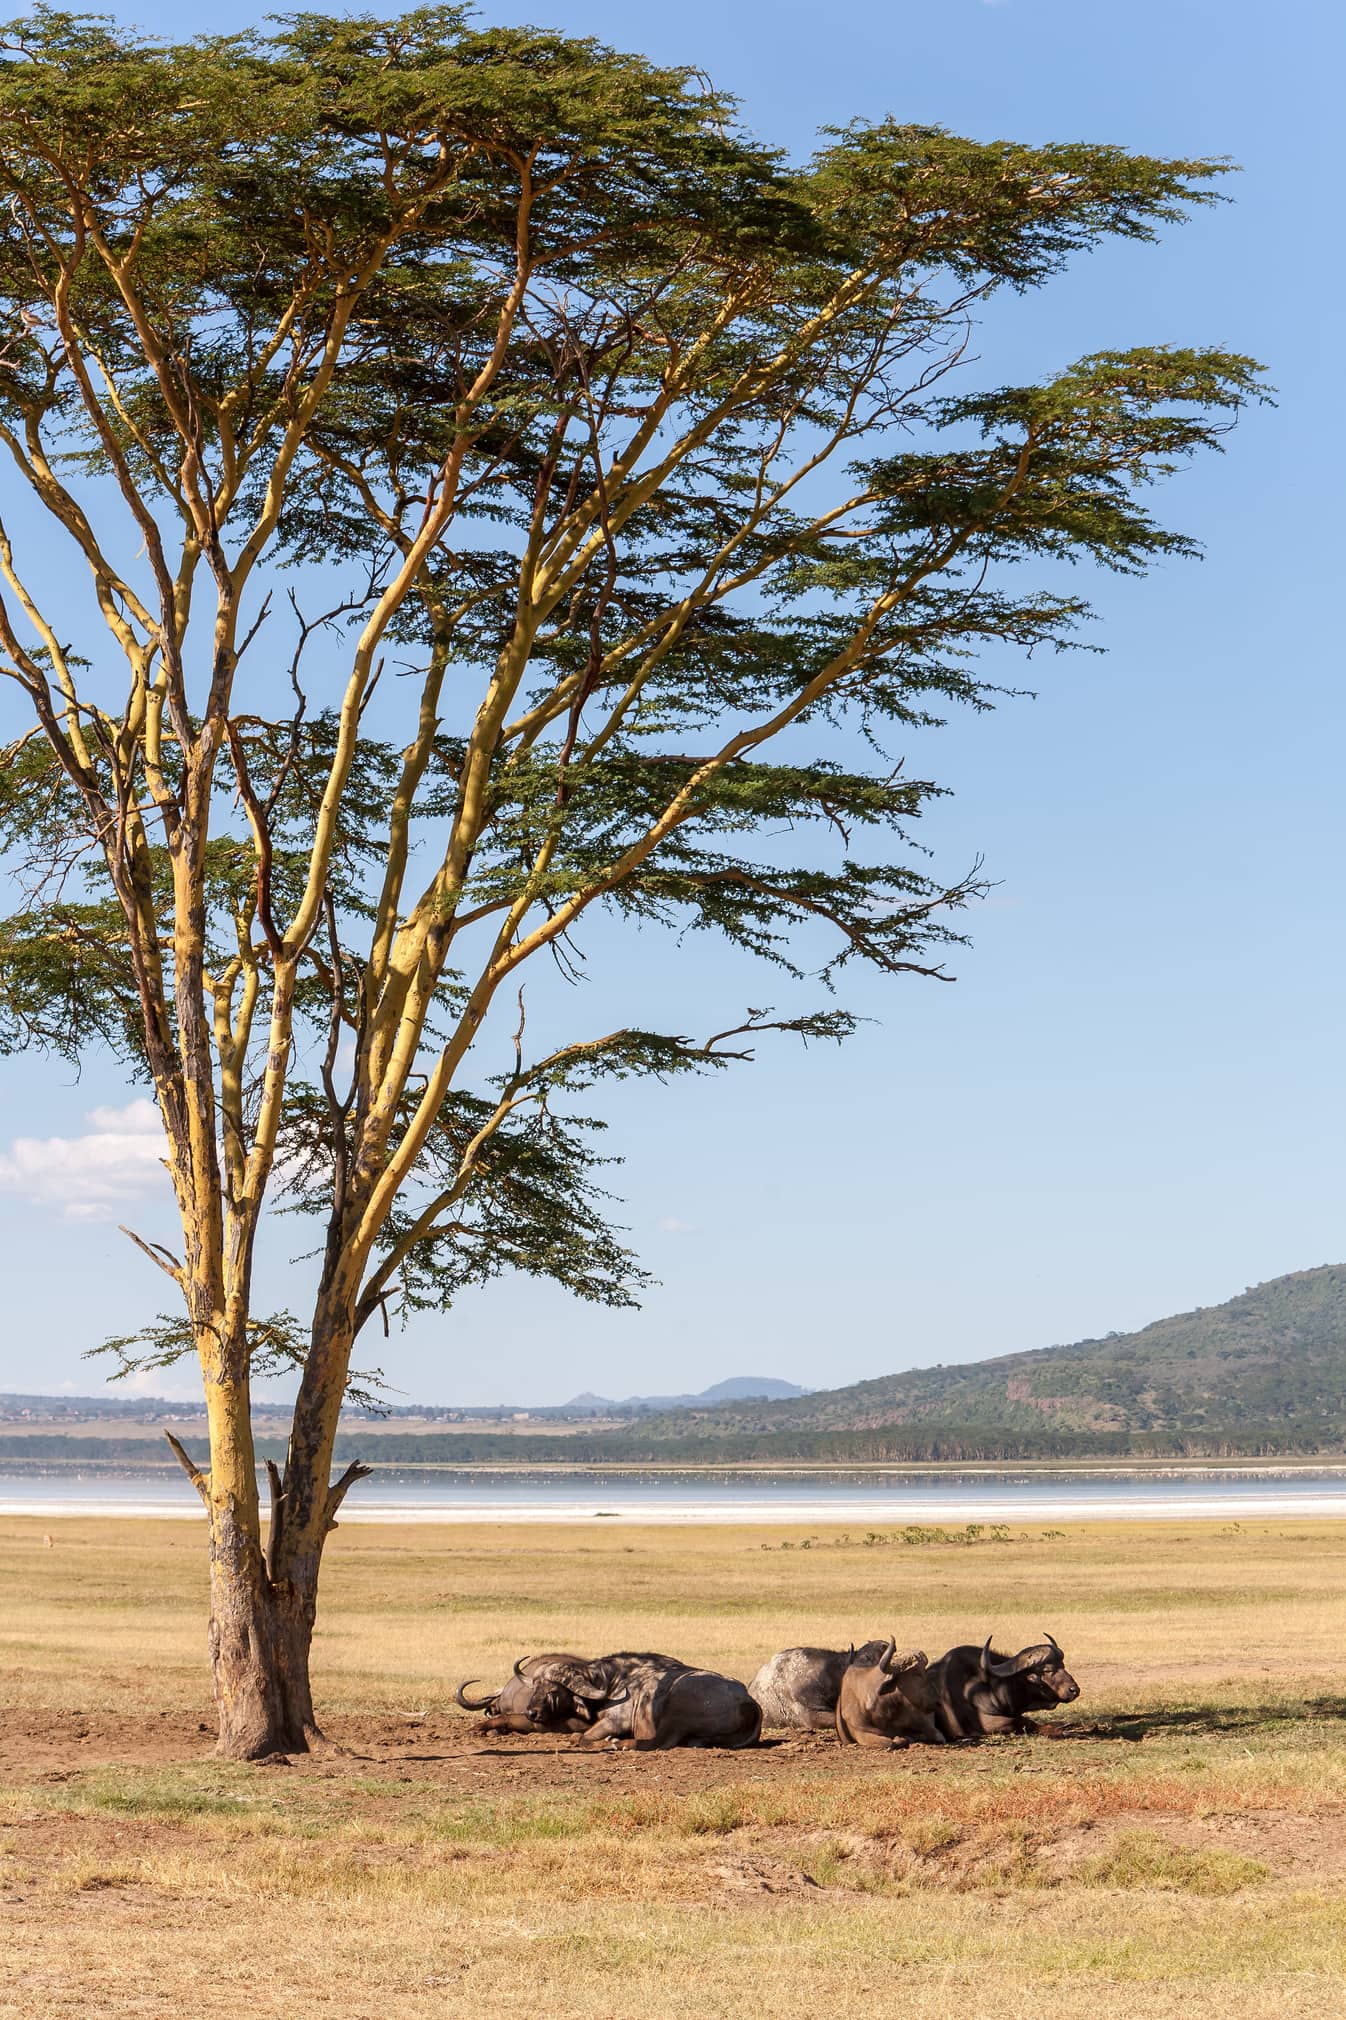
[164, 1431, 210, 1506]
[323, 1460, 373, 1532]
[118, 1225, 184, 1284]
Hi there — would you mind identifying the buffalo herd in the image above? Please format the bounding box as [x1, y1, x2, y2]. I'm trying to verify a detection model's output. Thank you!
[455, 1632, 1080, 1752]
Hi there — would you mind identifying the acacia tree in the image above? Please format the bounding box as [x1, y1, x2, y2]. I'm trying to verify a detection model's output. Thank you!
[0, 7, 1260, 1757]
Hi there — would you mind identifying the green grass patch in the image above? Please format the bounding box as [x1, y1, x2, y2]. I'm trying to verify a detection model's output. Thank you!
[1075, 1829, 1269, 1894]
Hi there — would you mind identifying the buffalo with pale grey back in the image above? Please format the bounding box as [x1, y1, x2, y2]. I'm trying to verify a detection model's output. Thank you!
[749, 1640, 895, 1730]
[834, 1638, 945, 1749]
[928, 1633, 1080, 1739]
[455, 1650, 682, 1734]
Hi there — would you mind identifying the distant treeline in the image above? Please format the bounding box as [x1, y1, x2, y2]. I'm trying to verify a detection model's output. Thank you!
[4, 1426, 1345, 1467]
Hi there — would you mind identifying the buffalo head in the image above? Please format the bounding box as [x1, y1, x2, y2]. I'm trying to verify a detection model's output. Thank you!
[455, 1654, 604, 1732]
[979, 1631, 1079, 1708]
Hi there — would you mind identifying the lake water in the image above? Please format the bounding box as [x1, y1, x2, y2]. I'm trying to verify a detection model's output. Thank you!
[4, 1465, 1346, 1524]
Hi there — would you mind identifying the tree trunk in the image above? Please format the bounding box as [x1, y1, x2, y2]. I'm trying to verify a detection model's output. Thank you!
[208, 1498, 322, 1758]
[187, 1294, 368, 1760]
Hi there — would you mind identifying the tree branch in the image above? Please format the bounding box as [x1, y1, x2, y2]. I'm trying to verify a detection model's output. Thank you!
[324, 1460, 373, 1532]
[118, 1225, 184, 1284]
[164, 1431, 210, 1507]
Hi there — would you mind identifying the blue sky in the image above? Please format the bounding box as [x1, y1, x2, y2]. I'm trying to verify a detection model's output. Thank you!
[0, 0, 1340, 1406]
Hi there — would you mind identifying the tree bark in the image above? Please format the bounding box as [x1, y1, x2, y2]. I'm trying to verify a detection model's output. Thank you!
[208, 1498, 321, 1759]
[170, 1366, 327, 1759]
[167, 1298, 371, 1758]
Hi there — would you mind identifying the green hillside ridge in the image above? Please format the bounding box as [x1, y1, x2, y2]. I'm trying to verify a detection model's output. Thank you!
[630, 1265, 1346, 1443]
[4, 1267, 1343, 1469]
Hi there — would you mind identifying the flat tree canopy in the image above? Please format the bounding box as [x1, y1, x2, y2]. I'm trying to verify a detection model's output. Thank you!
[0, 6, 1262, 1754]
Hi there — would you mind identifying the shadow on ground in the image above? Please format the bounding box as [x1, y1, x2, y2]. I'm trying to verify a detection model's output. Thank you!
[1067, 1696, 1346, 1742]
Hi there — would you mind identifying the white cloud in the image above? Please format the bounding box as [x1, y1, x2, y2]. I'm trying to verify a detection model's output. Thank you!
[122, 1367, 201, 1399]
[0, 1098, 169, 1221]
[86, 1100, 161, 1133]
[657, 1216, 696, 1235]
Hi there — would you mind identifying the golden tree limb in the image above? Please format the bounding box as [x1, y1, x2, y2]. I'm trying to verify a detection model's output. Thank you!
[0, 403, 157, 641]
[76, 321, 191, 522]
[277, 182, 544, 977]
[0, 514, 100, 779]
[365, 272, 888, 1011]
[346, 435, 1041, 1260]
[40, 221, 188, 701]
[360, 456, 880, 1147]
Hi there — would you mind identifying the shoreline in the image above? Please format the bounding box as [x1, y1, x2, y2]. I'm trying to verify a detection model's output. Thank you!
[8, 1498, 1346, 1524]
[7, 1458, 1346, 1525]
[3, 1455, 1346, 1478]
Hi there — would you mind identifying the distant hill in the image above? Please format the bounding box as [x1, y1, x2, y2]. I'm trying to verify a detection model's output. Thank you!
[6, 1272, 1345, 1467]
[626, 1265, 1346, 1452]
[0, 1372, 807, 1427]
[700, 1377, 810, 1403]
[561, 1377, 808, 1414]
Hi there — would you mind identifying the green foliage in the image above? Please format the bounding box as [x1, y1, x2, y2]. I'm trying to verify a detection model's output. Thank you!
[0, 8, 1263, 1387]
[90, 1308, 306, 1381]
[760, 1525, 1017, 1550]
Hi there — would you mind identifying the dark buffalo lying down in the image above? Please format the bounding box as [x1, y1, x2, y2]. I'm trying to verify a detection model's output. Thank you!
[457, 1651, 761, 1749]
[834, 1639, 944, 1750]
[749, 1640, 893, 1731]
[455, 1651, 681, 1735]
[928, 1635, 1080, 1738]
[581, 1659, 761, 1751]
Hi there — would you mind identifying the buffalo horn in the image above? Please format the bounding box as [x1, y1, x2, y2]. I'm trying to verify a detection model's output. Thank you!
[980, 1636, 1023, 1681]
[455, 1679, 496, 1712]
[874, 1636, 903, 1693]
[1043, 1631, 1063, 1659]
[513, 1656, 528, 1679]
[986, 1638, 1051, 1678]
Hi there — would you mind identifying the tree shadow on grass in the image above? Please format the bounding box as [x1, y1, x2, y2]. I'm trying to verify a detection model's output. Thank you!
[1055, 1696, 1346, 1742]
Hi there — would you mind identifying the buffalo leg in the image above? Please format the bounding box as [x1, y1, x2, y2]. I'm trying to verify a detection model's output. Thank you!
[579, 1712, 629, 1743]
[629, 1699, 661, 1750]
[837, 1709, 907, 1750]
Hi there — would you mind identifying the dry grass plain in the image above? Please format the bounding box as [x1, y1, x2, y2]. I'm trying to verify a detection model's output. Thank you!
[2, 1512, 1345, 2018]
